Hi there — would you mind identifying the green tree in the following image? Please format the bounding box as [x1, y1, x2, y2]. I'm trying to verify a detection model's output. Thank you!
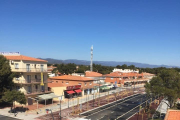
[0, 55, 14, 96]
[121, 64, 128, 70]
[2, 90, 26, 109]
[128, 65, 136, 70]
[116, 65, 121, 69]
[145, 69, 180, 108]
[57, 63, 76, 74]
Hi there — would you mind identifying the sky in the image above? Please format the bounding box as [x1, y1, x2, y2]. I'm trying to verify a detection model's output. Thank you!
[0, 0, 180, 66]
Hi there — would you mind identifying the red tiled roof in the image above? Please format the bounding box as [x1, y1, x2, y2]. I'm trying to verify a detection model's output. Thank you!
[105, 72, 123, 77]
[165, 110, 180, 120]
[105, 72, 143, 77]
[4, 55, 47, 62]
[49, 75, 94, 81]
[85, 71, 102, 77]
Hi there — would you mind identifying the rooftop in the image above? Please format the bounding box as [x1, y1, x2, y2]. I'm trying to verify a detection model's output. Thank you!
[165, 110, 180, 120]
[105, 72, 143, 77]
[85, 71, 102, 77]
[4, 55, 47, 62]
[49, 75, 94, 81]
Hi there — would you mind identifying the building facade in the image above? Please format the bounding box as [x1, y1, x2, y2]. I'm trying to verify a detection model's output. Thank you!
[4, 54, 51, 105]
[48, 75, 99, 100]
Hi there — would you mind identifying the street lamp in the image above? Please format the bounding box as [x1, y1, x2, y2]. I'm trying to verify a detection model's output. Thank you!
[58, 94, 63, 120]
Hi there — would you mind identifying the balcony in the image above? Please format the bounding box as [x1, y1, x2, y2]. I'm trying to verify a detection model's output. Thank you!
[13, 78, 50, 84]
[25, 89, 52, 96]
[11, 68, 48, 72]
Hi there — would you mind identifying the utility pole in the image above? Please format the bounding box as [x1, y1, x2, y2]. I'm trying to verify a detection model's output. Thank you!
[90, 45, 93, 71]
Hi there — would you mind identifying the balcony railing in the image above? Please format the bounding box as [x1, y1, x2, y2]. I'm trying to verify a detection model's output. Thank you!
[11, 68, 48, 72]
[26, 89, 52, 95]
[13, 78, 50, 84]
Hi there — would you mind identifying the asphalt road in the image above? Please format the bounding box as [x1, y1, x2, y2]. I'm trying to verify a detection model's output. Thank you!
[81, 94, 155, 120]
[0, 115, 21, 120]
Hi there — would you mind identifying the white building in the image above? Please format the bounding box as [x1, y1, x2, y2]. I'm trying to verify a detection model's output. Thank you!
[113, 68, 139, 73]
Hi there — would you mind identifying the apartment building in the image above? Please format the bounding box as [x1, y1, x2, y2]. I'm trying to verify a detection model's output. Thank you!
[3, 53, 51, 104]
[105, 71, 147, 86]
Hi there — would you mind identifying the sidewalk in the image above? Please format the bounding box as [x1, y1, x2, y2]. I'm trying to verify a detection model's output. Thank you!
[0, 85, 145, 120]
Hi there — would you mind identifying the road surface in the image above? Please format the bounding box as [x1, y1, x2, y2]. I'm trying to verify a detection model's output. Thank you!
[81, 94, 156, 120]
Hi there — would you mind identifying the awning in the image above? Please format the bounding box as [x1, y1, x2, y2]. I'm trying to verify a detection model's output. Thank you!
[37, 93, 59, 100]
[74, 89, 82, 93]
[66, 90, 75, 94]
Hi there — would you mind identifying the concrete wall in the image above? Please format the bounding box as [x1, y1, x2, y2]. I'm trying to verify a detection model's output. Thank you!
[51, 87, 66, 101]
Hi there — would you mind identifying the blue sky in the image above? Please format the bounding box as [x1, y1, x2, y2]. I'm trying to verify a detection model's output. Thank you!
[0, 0, 180, 66]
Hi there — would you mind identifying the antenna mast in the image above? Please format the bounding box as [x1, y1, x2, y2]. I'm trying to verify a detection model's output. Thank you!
[90, 45, 93, 71]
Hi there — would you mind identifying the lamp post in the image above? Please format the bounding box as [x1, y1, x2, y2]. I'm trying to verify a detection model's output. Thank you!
[58, 93, 63, 120]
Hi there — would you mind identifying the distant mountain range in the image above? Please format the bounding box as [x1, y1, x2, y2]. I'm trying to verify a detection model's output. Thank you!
[39, 58, 179, 68]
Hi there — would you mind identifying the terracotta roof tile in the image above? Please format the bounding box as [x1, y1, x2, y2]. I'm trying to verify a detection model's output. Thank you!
[4, 55, 47, 62]
[105, 72, 143, 77]
[49, 75, 94, 81]
[85, 71, 102, 77]
[165, 110, 180, 120]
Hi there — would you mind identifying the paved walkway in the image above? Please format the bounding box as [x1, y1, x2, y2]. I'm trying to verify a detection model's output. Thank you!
[0, 84, 145, 120]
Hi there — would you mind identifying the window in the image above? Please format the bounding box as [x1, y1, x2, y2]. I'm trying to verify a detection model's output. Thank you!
[66, 82, 69, 84]
[56, 81, 58, 83]
[26, 64, 30, 71]
[35, 75, 37, 80]
[27, 75, 31, 83]
[35, 85, 38, 90]
[41, 65, 44, 72]
[111, 77, 113, 80]
[15, 63, 19, 69]
[34, 64, 36, 68]
[28, 86, 32, 93]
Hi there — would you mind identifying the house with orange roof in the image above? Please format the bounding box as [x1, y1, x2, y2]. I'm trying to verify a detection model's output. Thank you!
[105, 72, 125, 86]
[48, 75, 99, 99]
[85, 71, 105, 84]
[1, 52, 51, 105]
[105, 70, 149, 87]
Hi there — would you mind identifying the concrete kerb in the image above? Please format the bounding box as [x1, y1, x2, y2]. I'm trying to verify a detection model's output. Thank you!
[80, 93, 140, 117]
